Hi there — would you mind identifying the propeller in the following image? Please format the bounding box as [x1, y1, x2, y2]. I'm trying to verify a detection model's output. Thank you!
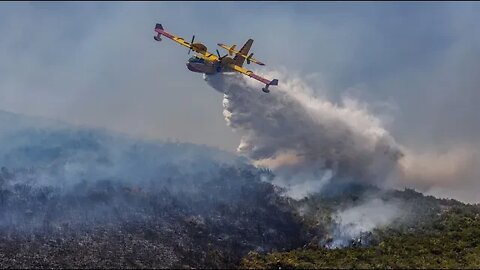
[188, 35, 195, 55]
[247, 53, 254, 64]
[216, 49, 228, 60]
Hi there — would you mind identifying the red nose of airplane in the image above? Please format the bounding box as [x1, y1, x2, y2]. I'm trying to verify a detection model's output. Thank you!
[186, 63, 202, 73]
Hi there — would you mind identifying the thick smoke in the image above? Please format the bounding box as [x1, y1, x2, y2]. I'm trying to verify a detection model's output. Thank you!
[205, 71, 480, 203]
[205, 71, 404, 199]
[205, 70, 480, 244]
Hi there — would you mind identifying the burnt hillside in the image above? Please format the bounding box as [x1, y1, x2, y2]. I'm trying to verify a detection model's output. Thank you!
[0, 110, 305, 268]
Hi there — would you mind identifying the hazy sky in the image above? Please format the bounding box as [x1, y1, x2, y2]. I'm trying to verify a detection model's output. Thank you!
[1, 2, 479, 156]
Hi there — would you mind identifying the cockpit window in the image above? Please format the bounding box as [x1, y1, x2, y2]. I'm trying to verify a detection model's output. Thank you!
[188, 56, 204, 63]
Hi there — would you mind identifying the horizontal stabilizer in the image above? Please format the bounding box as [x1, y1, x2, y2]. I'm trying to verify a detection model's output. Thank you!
[217, 41, 265, 66]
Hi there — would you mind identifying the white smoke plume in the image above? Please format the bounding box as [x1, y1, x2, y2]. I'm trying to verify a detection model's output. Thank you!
[205, 71, 480, 203]
[326, 198, 404, 249]
[205, 70, 480, 244]
[205, 71, 404, 199]
[204, 70, 480, 243]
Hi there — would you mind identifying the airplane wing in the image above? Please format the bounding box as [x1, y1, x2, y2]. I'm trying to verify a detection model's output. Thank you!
[154, 24, 218, 61]
[230, 64, 278, 93]
[154, 23, 277, 93]
[218, 42, 265, 66]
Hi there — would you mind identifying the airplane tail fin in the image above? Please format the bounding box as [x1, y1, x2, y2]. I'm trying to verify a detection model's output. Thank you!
[154, 23, 164, 41]
[262, 79, 279, 93]
[233, 39, 253, 67]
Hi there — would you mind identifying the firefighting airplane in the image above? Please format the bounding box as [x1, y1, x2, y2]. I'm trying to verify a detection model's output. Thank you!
[153, 24, 278, 93]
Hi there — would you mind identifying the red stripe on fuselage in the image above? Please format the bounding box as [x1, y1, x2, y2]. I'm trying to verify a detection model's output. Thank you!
[155, 29, 175, 39]
[249, 73, 270, 85]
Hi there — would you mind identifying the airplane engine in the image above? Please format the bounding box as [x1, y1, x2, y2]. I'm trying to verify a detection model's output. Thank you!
[221, 57, 235, 66]
[154, 23, 278, 92]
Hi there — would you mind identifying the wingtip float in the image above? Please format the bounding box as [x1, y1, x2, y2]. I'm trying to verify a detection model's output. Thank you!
[154, 23, 278, 93]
